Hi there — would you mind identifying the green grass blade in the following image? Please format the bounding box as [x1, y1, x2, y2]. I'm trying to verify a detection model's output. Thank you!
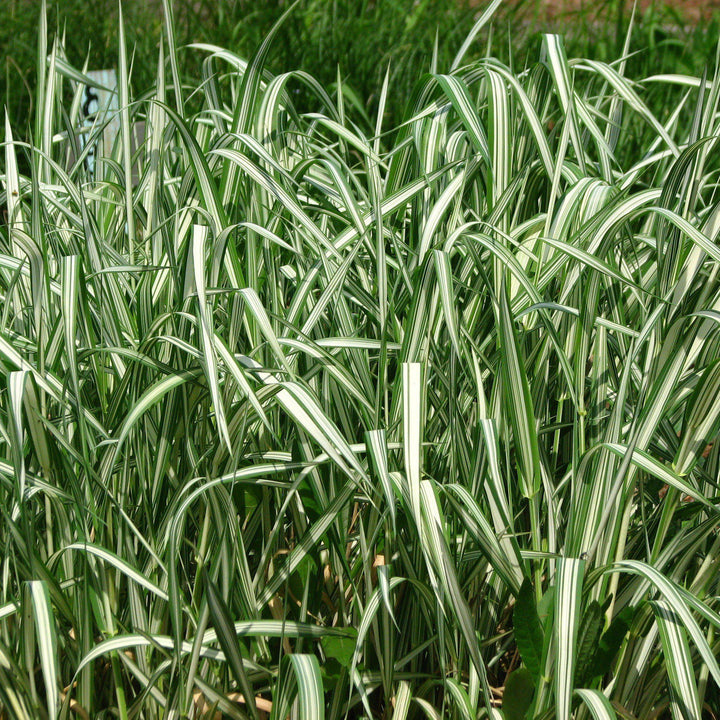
[574, 689, 618, 720]
[555, 557, 585, 720]
[28, 580, 58, 719]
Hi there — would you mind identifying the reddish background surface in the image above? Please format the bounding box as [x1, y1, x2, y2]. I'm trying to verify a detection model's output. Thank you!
[524, 0, 720, 22]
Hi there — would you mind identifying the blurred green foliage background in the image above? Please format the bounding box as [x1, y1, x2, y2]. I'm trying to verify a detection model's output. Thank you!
[2, 0, 720, 137]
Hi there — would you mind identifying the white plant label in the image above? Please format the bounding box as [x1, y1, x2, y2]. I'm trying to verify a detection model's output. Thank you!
[81, 69, 119, 177]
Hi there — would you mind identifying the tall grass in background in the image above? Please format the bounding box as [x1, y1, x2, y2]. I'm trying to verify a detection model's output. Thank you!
[3, 0, 720, 135]
[2, 0, 482, 135]
[2, 0, 720, 718]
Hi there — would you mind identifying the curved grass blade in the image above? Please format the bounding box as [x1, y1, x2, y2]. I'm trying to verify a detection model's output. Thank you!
[652, 599, 701, 720]
[575, 689, 618, 720]
[28, 581, 58, 718]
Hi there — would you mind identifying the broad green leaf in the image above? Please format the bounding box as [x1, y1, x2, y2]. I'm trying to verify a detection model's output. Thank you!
[514, 578, 544, 680]
[587, 607, 633, 681]
[320, 632, 357, 669]
[575, 600, 606, 687]
[502, 668, 535, 720]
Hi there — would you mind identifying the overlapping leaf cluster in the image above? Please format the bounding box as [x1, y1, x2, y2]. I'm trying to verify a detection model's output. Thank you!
[1, 1, 719, 718]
